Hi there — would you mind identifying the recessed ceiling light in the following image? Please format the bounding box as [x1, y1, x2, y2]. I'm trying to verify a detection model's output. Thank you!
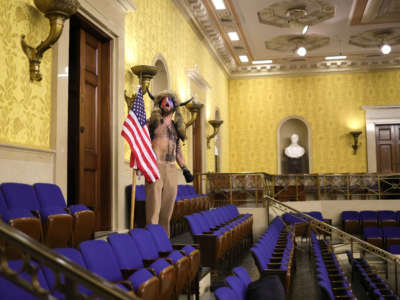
[302, 25, 309, 35]
[239, 55, 249, 62]
[228, 32, 239, 41]
[211, 0, 226, 10]
[296, 46, 307, 56]
[325, 55, 347, 60]
[381, 44, 391, 55]
[252, 60, 273, 64]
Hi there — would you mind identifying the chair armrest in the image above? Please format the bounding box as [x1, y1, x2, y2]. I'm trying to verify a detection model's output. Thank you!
[120, 268, 140, 279]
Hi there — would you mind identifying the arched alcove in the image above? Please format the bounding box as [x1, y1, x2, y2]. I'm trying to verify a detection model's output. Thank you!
[277, 116, 312, 174]
[152, 54, 170, 93]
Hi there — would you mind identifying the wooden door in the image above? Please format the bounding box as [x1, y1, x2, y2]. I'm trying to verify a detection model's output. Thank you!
[68, 17, 111, 231]
[376, 124, 400, 173]
[193, 112, 202, 193]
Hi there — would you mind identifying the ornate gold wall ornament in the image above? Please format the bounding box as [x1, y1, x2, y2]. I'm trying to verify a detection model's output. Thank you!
[124, 65, 158, 109]
[349, 28, 400, 48]
[257, 0, 335, 28]
[185, 102, 203, 129]
[265, 34, 330, 53]
[207, 120, 223, 149]
[21, 0, 79, 81]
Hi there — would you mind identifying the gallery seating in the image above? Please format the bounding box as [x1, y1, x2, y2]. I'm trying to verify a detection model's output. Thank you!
[341, 211, 361, 234]
[0, 187, 42, 253]
[360, 210, 379, 228]
[342, 210, 400, 235]
[311, 232, 355, 299]
[185, 205, 253, 269]
[349, 253, 399, 300]
[34, 183, 95, 247]
[251, 217, 294, 290]
[1, 183, 73, 248]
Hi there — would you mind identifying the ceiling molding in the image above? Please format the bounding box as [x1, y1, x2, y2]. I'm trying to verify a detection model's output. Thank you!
[115, 0, 136, 12]
[351, 0, 400, 25]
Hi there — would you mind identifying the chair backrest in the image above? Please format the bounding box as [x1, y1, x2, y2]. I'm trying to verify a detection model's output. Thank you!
[79, 240, 122, 282]
[0, 188, 8, 212]
[214, 286, 238, 300]
[342, 211, 360, 219]
[225, 275, 246, 300]
[1, 183, 40, 210]
[34, 183, 67, 208]
[145, 224, 173, 253]
[108, 233, 144, 269]
[307, 211, 323, 220]
[232, 266, 252, 287]
[129, 228, 160, 260]
[185, 215, 203, 235]
[360, 210, 378, 219]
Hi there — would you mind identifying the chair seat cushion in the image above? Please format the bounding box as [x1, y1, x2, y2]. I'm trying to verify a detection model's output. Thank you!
[40, 207, 68, 219]
[168, 250, 185, 264]
[69, 204, 90, 215]
[150, 259, 171, 275]
[128, 268, 155, 292]
[182, 245, 196, 256]
[1, 208, 35, 222]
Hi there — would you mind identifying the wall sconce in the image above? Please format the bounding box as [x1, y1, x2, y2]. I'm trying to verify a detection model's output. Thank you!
[124, 65, 158, 109]
[207, 120, 223, 149]
[21, 0, 79, 81]
[185, 102, 203, 129]
[350, 131, 362, 154]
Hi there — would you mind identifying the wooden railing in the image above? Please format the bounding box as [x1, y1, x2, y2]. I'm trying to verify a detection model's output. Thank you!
[199, 172, 400, 205]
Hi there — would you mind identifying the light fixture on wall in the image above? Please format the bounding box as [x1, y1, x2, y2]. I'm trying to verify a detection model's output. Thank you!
[207, 120, 223, 149]
[124, 65, 158, 109]
[350, 131, 362, 155]
[21, 0, 80, 81]
[185, 101, 203, 129]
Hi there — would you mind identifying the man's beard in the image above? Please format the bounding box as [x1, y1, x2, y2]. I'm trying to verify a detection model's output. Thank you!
[161, 109, 174, 117]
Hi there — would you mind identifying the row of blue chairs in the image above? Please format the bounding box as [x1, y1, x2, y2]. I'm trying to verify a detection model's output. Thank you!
[0, 224, 200, 300]
[185, 205, 253, 269]
[363, 226, 400, 252]
[342, 210, 400, 234]
[250, 217, 294, 291]
[0, 183, 94, 250]
[311, 232, 355, 299]
[214, 267, 252, 300]
[347, 252, 399, 300]
[282, 211, 332, 237]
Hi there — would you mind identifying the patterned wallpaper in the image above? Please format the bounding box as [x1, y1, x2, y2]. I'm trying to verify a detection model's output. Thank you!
[0, 0, 52, 148]
[229, 71, 400, 173]
[125, 0, 230, 172]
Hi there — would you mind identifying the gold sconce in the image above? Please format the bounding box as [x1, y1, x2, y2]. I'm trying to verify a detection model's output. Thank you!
[124, 65, 158, 109]
[207, 120, 223, 149]
[350, 131, 362, 154]
[21, 0, 79, 81]
[185, 102, 204, 129]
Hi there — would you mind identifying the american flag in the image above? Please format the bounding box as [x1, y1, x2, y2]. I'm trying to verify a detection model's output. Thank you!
[121, 87, 160, 183]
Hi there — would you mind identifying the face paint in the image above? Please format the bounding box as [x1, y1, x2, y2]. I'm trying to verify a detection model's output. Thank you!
[160, 97, 174, 112]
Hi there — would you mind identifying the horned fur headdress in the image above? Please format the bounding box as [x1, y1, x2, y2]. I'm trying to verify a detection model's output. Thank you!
[147, 88, 192, 141]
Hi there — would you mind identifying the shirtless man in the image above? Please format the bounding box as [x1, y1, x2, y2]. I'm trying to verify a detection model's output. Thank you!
[146, 90, 193, 236]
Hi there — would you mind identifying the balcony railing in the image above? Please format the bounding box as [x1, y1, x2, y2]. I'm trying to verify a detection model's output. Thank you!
[198, 172, 400, 205]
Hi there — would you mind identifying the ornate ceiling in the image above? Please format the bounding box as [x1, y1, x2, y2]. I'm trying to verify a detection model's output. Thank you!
[174, 0, 400, 77]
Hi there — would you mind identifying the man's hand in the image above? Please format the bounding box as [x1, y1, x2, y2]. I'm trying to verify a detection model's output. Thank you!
[182, 168, 194, 183]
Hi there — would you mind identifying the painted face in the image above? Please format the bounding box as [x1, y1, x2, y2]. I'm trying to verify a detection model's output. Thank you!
[160, 96, 174, 112]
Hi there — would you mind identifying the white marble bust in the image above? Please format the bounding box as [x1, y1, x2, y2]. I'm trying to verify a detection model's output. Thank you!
[284, 134, 305, 159]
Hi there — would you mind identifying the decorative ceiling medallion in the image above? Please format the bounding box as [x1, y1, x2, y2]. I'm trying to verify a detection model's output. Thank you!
[257, 0, 335, 28]
[265, 34, 330, 52]
[349, 28, 400, 48]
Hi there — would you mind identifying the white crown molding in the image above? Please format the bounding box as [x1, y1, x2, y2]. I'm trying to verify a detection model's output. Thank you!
[116, 0, 136, 12]
[186, 67, 212, 90]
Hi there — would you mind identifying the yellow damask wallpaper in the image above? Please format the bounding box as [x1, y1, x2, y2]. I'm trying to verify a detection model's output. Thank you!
[0, 0, 52, 148]
[125, 0, 230, 172]
[229, 71, 400, 173]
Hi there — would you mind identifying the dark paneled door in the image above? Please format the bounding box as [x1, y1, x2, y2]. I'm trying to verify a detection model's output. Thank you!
[68, 17, 111, 231]
[376, 124, 400, 173]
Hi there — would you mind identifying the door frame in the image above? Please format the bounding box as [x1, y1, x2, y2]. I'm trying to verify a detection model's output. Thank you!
[362, 106, 400, 173]
[52, 0, 135, 231]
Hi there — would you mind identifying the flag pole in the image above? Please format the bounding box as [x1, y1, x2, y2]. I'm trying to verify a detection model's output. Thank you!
[130, 169, 136, 229]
